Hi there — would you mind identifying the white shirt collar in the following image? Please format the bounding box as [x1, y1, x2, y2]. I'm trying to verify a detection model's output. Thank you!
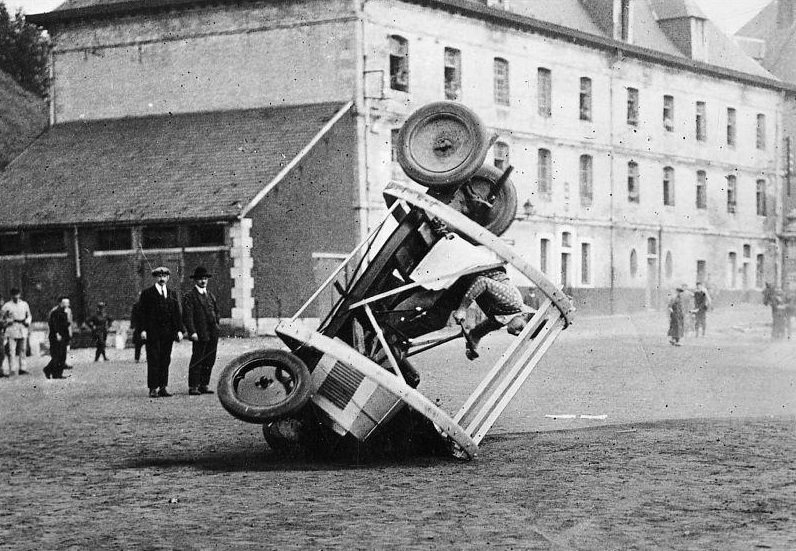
[157, 284, 167, 297]
[195, 286, 206, 295]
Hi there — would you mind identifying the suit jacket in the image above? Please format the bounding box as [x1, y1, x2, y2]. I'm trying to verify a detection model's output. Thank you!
[48, 307, 71, 344]
[138, 285, 183, 340]
[182, 287, 220, 341]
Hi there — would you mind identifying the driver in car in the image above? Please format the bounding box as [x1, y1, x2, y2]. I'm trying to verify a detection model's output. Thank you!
[452, 267, 534, 360]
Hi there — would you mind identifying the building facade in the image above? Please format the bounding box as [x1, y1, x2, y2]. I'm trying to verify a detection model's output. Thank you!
[7, 0, 791, 327]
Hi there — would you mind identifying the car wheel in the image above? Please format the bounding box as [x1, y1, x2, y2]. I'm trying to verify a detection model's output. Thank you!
[397, 101, 490, 188]
[217, 349, 312, 424]
[443, 164, 518, 236]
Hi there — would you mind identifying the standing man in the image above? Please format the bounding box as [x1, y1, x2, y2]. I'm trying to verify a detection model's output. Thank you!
[692, 282, 712, 337]
[44, 296, 71, 379]
[87, 302, 113, 361]
[2, 288, 32, 375]
[139, 266, 183, 398]
[182, 266, 221, 395]
[668, 286, 685, 346]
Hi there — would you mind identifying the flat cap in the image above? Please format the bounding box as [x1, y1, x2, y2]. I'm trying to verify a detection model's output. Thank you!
[151, 266, 171, 276]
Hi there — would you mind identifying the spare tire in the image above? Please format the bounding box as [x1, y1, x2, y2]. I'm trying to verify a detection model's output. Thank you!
[440, 164, 518, 236]
[397, 101, 490, 188]
[217, 349, 312, 424]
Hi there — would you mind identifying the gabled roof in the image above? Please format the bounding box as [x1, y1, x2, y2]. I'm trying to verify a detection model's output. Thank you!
[647, 0, 706, 21]
[0, 70, 48, 171]
[0, 102, 350, 229]
[735, 1, 796, 83]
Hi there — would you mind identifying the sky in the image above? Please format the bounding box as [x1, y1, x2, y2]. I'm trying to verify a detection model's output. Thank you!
[2, 0, 776, 34]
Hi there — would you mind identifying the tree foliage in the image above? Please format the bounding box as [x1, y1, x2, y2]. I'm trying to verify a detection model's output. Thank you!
[0, 1, 50, 98]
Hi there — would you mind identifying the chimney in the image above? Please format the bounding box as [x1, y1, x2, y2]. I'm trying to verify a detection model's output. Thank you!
[614, 0, 633, 41]
[777, 0, 795, 28]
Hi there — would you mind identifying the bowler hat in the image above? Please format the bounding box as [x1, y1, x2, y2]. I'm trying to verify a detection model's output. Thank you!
[151, 266, 171, 276]
[189, 266, 212, 279]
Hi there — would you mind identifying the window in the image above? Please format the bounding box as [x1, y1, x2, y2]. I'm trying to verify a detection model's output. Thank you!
[389, 35, 409, 92]
[756, 114, 766, 149]
[96, 228, 132, 251]
[743, 244, 751, 259]
[561, 233, 572, 288]
[188, 224, 225, 247]
[665, 251, 673, 279]
[755, 254, 764, 288]
[627, 87, 639, 126]
[494, 58, 510, 106]
[581, 243, 591, 285]
[728, 252, 737, 288]
[663, 166, 675, 206]
[696, 260, 706, 284]
[142, 225, 179, 249]
[663, 95, 674, 132]
[0, 232, 22, 256]
[540, 238, 550, 274]
[579, 77, 592, 121]
[647, 237, 657, 256]
[538, 68, 552, 118]
[619, 0, 631, 41]
[494, 141, 510, 170]
[579, 154, 593, 206]
[726, 174, 737, 213]
[561, 232, 572, 248]
[696, 170, 707, 209]
[627, 161, 639, 203]
[538, 148, 552, 196]
[727, 107, 736, 147]
[756, 179, 767, 216]
[696, 101, 706, 141]
[444, 47, 461, 101]
[630, 249, 638, 277]
[30, 230, 65, 254]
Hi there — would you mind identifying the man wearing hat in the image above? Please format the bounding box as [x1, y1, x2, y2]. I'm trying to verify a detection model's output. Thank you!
[138, 266, 183, 398]
[182, 266, 221, 395]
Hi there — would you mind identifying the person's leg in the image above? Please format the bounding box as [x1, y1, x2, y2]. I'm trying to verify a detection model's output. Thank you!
[158, 338, 174, 395]
[465, 318, 503, 359]
[199, 338, 218, 392]
[188, 340, 203, 393]
[15, 339, 26, 374]
[53, 341, 68, 377]
[145, 339, 161, 393]
[94, 342, 101, 362]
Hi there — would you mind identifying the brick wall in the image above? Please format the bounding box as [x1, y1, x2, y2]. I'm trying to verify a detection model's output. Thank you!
[248, 109, 359, 318]
[52, 0, 357, 122]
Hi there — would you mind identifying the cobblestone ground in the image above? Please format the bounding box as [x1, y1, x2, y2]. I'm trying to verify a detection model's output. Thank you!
[0, 305, 794, 550]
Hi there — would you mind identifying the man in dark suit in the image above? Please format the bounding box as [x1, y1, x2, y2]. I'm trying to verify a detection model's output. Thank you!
[183, 266, 221, 395]
[44, 296, 71, 379]
[139, 266, 183, 398]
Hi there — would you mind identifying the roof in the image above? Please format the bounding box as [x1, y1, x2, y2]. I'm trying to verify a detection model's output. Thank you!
[28, 0, 786, 90]
[647, 0, 706, 21]
[0, 70, 48, 171]
[735, 1, 796, 83]
[0, 102, 349, 229]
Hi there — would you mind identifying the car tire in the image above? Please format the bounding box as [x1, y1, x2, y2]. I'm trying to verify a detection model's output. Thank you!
[439, 164, 518, 236]
[397, 101, 490, 188]
[217, 349, 312, 424]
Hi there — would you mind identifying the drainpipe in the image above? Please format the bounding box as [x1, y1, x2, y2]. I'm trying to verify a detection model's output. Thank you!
[73, 225, 85, 322]
[608, 49, 619, 314]
[354, 0, 371, 244]
[658, 224, 663, 309]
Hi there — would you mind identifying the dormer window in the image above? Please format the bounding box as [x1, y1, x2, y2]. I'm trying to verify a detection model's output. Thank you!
[619, 0, 632, 41]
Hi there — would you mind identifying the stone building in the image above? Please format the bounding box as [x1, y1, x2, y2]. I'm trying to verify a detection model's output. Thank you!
[734, 0, 796, 292]
[5, 0, 792, 327]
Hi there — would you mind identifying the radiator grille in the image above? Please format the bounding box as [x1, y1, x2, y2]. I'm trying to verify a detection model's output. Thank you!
[317, 362, 365, 410]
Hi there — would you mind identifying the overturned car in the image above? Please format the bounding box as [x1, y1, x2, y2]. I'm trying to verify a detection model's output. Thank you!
[217, 102, 575, 460]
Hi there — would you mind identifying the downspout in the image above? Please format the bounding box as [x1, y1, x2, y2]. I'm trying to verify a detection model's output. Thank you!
[73, 225, 84, 322]
[354, 0, 371, 243]
[49, 49, 56, 126]
[608, 49, 618, 314]
[658, 224, 663, 309]
[775, 90, 786, 288]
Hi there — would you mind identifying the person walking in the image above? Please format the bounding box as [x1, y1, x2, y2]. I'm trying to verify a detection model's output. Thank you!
[692, 282, 712, 337]
[139, 266, 183, 398]
[2, 288, 32, 375]
[44, 296, 71, 379]
[87, 302, 113, 361]
[182, 266, 221, 396]
[130, 299, 144, 363]
[667, 286, 685, 346]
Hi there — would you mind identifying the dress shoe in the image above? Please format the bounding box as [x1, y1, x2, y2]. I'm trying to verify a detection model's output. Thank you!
[158, 388, 173, 397]
[198, 386, 214, 394]
[18, 370, 30, 375]
[63, 364, 73, 370]
[51, 373, 70, 379]
[43, 368, 52, 379]
[149, 389, 159, 398]
[189, 387, 201, 396]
